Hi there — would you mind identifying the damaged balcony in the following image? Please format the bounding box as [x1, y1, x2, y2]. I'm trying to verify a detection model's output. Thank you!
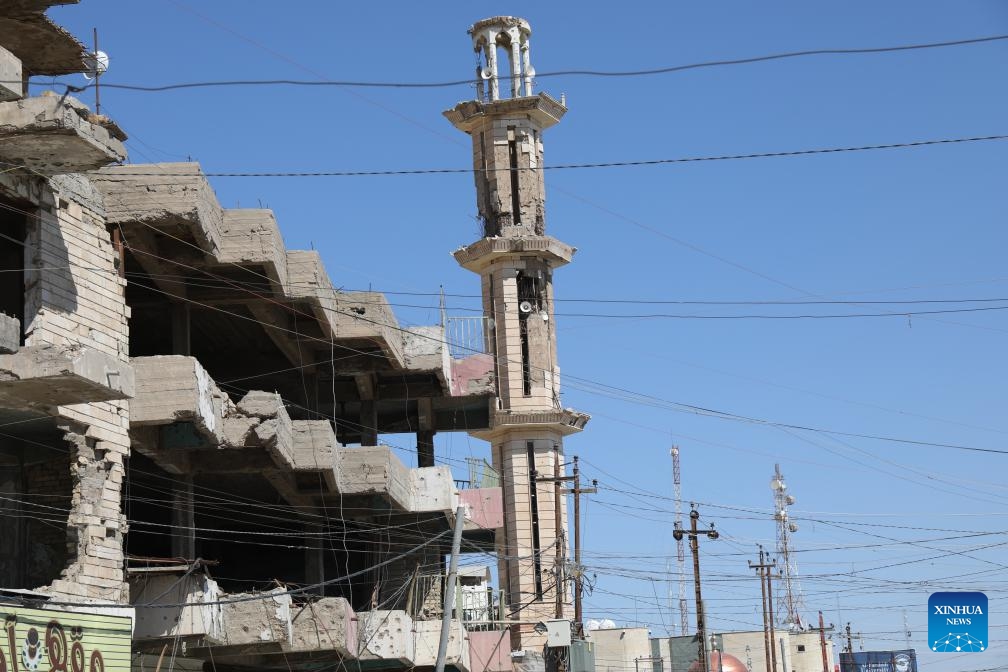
[128, 564, 491, 672]
[91, 163, 495, 448]
[0, 315, 134, 414]
[0, 95, 126, 175]
[0, 5, 126, 174]
[126, 351, 502, 529]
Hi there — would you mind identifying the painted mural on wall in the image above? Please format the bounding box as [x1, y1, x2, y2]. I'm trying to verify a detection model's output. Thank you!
[0, 605, 131, 672]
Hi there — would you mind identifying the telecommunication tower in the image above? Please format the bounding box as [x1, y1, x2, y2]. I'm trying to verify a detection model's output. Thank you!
[770, 463, 804, 629]
[672, 446, 688, 635]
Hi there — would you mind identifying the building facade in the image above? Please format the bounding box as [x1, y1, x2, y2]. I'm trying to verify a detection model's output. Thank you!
[0, 5, 577, 672]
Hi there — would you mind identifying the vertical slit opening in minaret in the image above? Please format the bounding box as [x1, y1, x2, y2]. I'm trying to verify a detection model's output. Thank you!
[527, 440, 544, 601]
[517, 272, 539, 397]
[478, 131, 497, 236]
[507, 126, 522, 224]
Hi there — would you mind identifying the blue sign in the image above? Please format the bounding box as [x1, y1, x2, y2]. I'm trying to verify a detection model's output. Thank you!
[839, 650, 917, 672]
[928, 591, 987, 653]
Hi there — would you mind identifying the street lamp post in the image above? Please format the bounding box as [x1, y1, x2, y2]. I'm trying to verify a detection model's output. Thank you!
[674, 505, 719, 672]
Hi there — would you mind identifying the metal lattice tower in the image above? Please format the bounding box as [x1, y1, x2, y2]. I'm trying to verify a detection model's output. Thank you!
[770, 463, 804, 629]
[673, 446, 688, 635]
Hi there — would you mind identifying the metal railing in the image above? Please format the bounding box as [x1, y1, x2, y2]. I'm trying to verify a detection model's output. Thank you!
[445, 315, 489, 359]
[466, 457, 500, 489]
[406, 571, 505, 630]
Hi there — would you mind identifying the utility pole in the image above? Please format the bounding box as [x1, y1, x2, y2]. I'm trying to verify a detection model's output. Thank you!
[566, 456, 595, 637]
[553, 446, 565, 619]
[767, 569, 778, 672]
[749, 546, 776, 672]
[534, 449, 571, 622]
[435, 505, 466, 672]
[674, 505, 718, 672]
[92, 28, 101, 115]
[809, 611, 834, 672]
[537, 454, 595, 637]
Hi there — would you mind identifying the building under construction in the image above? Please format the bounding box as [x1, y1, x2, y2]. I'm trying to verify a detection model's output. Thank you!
[0, 5, 586, 672]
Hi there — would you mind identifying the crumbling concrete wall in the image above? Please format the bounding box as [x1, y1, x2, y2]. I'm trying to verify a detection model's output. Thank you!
[219, 587, 292, 646]
[414, 619, 470, 670]
[0, 169, 132, 602]
[466, 117, 546, 237]
[357, 610, 415, 663]
[290, 597, 355, 656]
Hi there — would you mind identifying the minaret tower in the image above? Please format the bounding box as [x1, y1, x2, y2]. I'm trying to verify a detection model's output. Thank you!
[445, 16, 590, 650]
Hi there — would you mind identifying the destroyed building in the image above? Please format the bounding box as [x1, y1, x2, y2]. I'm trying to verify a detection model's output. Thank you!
[0, 5, 584, 672]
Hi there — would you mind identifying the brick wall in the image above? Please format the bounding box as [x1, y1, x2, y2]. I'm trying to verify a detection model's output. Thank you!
[0, 172, 131, 602]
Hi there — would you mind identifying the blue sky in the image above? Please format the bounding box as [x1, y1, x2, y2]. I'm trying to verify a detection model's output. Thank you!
[43, 2, 1008, 669]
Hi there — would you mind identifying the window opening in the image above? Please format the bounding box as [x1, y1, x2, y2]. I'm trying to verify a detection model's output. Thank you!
[507, 126, 522, 224]
[0, 202, 27, 344]
[527, 440, 543, 601]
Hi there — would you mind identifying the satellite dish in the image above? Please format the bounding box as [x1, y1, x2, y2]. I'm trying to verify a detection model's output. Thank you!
[789, 522, 800, 533]
[83, 50, 109, 80]
[479, 67, 493, 80]
[519, 300, 534, 314]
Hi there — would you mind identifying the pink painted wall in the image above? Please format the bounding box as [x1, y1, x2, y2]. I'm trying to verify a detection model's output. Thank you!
[461, 487, 504, 530]
[469, 629, 512, 672]
[450, 353, 495, 396]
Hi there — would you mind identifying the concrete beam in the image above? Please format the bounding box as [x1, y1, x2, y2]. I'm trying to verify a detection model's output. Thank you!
[217, 209, 287, 294]
[130, 355, 227, 443]
[0, 95, 126, 174]
[93, 163, 223, 257]
[334, 446, 461, 515]
[0, 44, 23, 102]
[246, 302, 313, 372]
[0, 343, 134, 410]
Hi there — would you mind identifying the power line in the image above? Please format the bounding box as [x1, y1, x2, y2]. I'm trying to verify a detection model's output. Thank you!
[8, 169, 1005, 462]
[34, 32, 1008, 94]
[40, 134, 1007, 178]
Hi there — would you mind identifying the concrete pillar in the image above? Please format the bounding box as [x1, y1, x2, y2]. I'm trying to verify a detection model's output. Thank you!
[417, 430, 435, 468]
[522, 43, 533, 96]
[485, 32, 500, 101]
[304, 372, 319, 414]
[360, 401, 378, 446]
[416, 397, 435, 467]
[305, 523, 325, 595]
[171, 476, 196, 560]
[171, 302, 190, 356]
[508, 30, 522, 98]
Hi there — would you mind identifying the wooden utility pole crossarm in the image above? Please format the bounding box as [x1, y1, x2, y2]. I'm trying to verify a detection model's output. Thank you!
[675, 505, 719, 672]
